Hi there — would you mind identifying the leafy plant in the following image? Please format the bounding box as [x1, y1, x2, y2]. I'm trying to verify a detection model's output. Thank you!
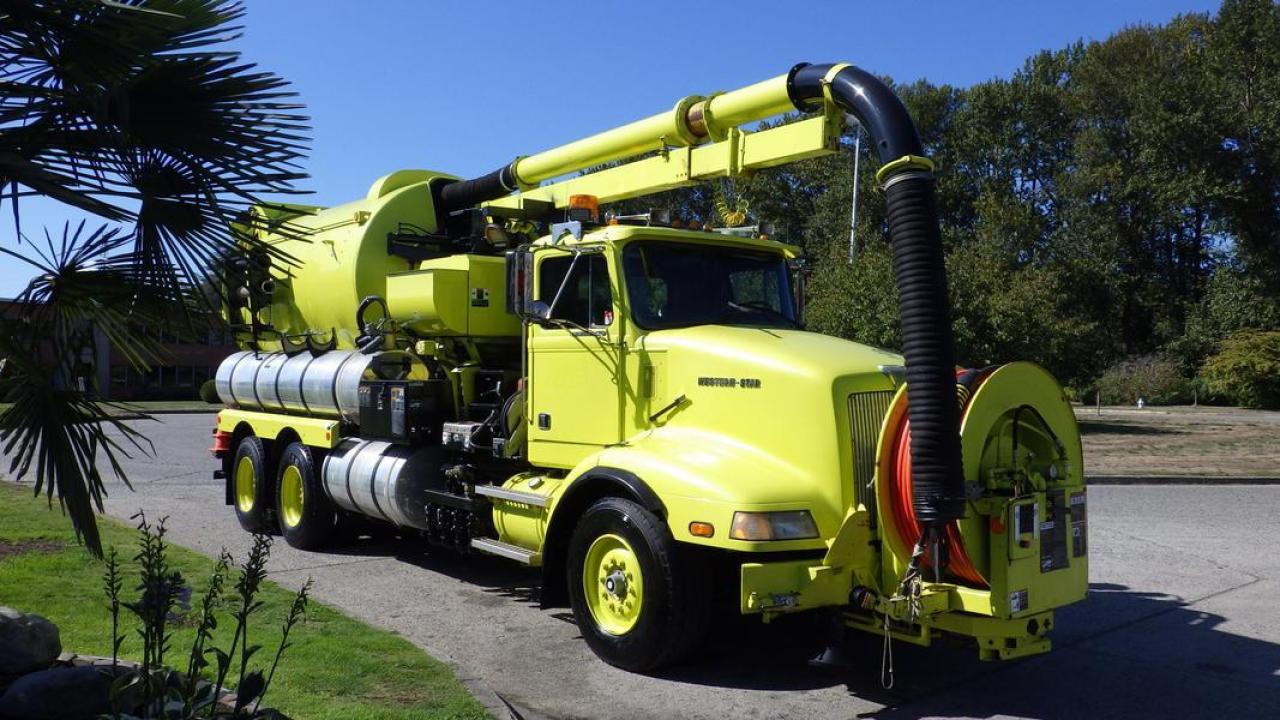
[1200, 330, 1280, 409]
[0, 0, 309, 556]
[1092, 354, 1192, 406]
[103, 515, 311, 719]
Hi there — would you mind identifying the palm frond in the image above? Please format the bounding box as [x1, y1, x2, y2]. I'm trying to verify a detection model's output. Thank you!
[0, 220, 171, 367]
[0, 0, 311, 554]
[1, 0, 310, 291]
[0, 224, 164, 556]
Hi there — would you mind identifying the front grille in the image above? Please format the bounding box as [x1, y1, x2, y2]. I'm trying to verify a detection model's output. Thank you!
[848, 390, 895, 522]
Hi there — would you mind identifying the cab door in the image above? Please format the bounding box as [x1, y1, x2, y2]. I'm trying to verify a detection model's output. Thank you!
[526, 249, 624, 468]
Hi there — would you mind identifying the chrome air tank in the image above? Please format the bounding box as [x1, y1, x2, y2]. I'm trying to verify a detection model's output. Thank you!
[215, 349, 426, 423]
[321, 439, 443, 529]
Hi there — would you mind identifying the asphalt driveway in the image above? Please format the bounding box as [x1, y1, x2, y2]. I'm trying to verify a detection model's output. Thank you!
[9, 413, 1278, 719]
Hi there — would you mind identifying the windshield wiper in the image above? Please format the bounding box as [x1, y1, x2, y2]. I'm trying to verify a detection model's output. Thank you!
[723, 301, 802, 328]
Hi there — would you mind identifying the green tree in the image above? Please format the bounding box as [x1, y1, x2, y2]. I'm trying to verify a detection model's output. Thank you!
[1201, 329, 1280, 407]
[1209, 0, 1280, 293]
[0, 0, 307, 555]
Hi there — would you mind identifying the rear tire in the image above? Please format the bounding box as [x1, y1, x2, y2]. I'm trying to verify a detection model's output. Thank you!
[275, 442, 337, 550]
[232, 436, 276, 534]
[567, 497, 711, 672]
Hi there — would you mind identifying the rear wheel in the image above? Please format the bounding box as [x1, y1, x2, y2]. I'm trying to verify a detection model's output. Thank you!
[567, 497, 711, 672]
[275, 442, 337, 550]
[232, 436, 276, 534]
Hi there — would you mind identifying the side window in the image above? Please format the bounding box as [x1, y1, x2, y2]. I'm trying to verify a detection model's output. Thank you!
[538, 254, 613, 327]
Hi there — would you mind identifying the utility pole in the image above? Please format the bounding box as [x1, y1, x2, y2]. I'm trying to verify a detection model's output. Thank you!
[849, 126, 861, 263]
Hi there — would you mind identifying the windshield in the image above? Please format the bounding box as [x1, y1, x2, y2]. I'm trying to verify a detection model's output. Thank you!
[621, 242, 797, 330]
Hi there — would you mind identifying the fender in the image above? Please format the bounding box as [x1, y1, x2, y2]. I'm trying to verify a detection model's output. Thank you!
[562, 467, 666, 517]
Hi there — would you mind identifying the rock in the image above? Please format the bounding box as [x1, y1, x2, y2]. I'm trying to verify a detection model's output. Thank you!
[0, 666, 117, 720]
[0, 607, 61, 675]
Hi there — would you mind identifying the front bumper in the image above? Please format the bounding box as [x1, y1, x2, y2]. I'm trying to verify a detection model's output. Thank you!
[740, 557, 1057, 661]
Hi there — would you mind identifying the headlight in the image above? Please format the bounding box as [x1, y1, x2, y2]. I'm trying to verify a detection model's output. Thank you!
[729, 510, 819, 541]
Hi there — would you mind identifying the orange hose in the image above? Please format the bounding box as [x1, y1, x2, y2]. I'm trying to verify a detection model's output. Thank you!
[885, 373, 989, 588]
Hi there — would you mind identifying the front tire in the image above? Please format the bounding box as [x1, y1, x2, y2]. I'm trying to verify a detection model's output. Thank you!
[275, 442, 337, 550]
[232, 435, 276, 534]
[567, 497, 711, 672]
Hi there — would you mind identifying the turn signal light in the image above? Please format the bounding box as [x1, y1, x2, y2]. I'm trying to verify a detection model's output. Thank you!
[688, 521, 715, 538]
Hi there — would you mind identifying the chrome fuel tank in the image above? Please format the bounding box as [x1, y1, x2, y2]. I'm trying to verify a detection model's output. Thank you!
[215, 349, 426, 423]
[321, 438, 443, 529]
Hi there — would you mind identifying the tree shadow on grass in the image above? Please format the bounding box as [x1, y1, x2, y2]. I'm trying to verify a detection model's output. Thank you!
[1077, 420, 1178, 435]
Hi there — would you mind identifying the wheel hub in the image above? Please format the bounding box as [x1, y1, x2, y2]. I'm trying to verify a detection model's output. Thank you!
[604, 569, 628, 599]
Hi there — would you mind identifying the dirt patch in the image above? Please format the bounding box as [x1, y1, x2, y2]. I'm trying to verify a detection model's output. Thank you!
[0, 538, 66, 560]
[1078, 406, 1280, 477]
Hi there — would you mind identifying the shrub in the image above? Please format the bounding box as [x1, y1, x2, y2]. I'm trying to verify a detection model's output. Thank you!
[1200, 330, 1280, 409]
[103, 514, 311, 719]
[1093, 354, 1191, 405]
[200, 379, 222, 404]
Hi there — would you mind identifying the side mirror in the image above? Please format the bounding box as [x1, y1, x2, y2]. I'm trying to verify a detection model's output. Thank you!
[528, 301, 551, 321]
[505, 248, 535, 317]
[789, 258, 807, 326]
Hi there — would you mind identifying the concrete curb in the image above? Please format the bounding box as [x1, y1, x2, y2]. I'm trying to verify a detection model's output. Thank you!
[108, 409, 220, 421]
[1087, 475, 1280, 485]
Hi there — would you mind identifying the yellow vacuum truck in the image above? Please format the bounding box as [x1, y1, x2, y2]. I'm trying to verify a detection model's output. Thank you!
[210, 62, 1088, 671]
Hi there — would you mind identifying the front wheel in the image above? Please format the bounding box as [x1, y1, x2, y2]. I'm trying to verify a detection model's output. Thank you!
[567, 497, 711, 672]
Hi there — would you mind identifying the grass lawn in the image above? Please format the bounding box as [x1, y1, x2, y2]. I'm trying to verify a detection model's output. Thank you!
[1076, 405, 1280, 477]
[0, 482, 488, 720]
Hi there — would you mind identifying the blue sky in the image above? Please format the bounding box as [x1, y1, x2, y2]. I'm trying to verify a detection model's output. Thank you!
[0, 0, 1221, 297]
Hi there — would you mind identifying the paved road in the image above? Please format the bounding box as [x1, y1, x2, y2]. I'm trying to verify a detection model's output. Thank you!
[15, 414, 1280, 719]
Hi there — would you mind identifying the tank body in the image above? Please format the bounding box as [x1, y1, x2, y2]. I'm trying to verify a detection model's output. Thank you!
[215, 349, 426, 424]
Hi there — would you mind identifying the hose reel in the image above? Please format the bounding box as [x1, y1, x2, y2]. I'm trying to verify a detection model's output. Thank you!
[877, 362, 1083, 589]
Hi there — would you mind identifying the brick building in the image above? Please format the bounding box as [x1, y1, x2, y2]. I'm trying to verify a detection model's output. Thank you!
[1, 299, 236, 401]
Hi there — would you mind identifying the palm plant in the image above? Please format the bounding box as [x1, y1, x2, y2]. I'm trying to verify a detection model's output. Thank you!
[0, 0, 309, 555]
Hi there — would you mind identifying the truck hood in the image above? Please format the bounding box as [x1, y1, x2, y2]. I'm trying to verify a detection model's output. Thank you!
[596, 325, 902, 541]
[638, 324, 903, 380]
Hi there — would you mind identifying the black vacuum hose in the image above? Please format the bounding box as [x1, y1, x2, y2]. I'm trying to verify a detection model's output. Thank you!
[789, 62, 965, 523]
[882, 174, 965, 521]
[434, 162, 519, 215]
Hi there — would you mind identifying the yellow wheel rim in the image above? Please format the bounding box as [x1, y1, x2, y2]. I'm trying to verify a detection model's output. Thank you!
[583, 533, 644, 636]
[234, 456, 256, 513]
[280, 464, 304, 528]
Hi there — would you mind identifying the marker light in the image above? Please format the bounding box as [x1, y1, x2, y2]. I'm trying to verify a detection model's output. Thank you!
[688, 521, 715, 538]
[729, 510, 819, 541]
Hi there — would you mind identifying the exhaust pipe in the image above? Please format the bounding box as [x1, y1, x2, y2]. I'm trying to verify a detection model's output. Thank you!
[436, 63, 966, 526]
